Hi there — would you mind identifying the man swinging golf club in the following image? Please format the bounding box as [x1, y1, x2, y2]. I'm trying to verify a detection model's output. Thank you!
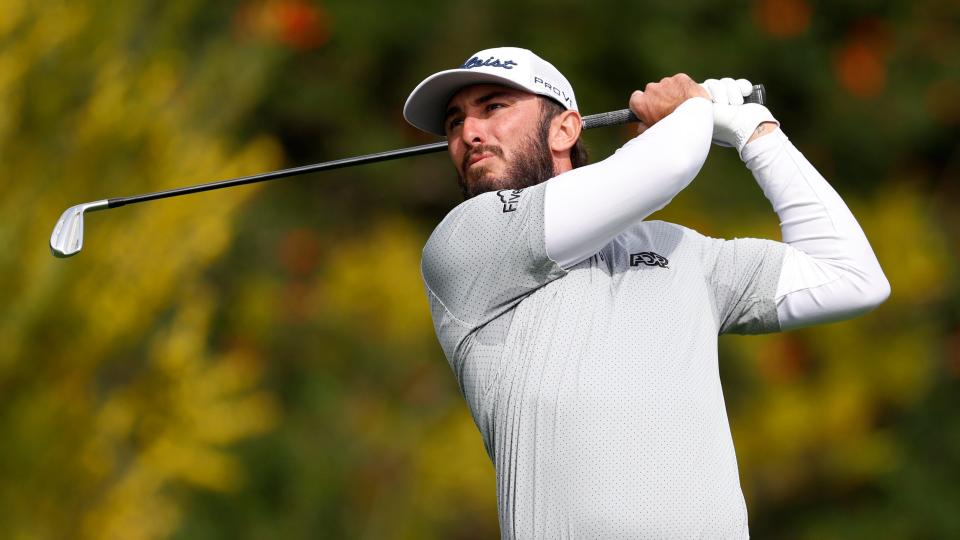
[404, 47, 889, 538]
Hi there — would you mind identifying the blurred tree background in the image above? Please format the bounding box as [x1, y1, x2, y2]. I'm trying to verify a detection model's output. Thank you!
[1, 0, 957, 538]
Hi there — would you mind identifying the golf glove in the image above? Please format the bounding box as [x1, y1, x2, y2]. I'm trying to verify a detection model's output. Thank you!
[702, 77, 778, 153]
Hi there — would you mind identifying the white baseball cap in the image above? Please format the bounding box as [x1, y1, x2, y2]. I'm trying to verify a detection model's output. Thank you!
[403, 47, 579, 136]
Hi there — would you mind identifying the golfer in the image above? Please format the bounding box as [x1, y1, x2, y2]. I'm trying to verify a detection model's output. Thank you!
[404, 47, 889, 538]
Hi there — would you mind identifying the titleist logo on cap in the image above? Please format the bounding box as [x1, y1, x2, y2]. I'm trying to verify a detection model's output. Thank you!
[460, 56, 517, 70]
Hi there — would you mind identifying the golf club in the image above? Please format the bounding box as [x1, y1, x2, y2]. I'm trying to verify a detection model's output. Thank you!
[50, 85, 766, 258]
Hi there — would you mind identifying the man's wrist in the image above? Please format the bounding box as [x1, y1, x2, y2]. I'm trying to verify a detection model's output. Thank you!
[747, 122, 779, 145]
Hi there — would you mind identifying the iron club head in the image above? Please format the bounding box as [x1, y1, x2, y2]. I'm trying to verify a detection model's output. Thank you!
[50, 200, 109, 258]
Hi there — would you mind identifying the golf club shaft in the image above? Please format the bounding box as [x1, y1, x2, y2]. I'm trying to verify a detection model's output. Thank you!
[105, 85, 765, 209]
[106, 141, 449, 208]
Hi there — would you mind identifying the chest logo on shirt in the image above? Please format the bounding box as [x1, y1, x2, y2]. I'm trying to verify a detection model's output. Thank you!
[497, 189, 524, 213]
[629, 251, 669, 269]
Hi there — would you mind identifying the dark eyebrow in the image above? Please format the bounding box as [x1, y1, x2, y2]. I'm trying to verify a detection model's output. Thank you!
[444, 104, 462, 123]
[444, 91, 519, 122]
[475, 90, 516, 105]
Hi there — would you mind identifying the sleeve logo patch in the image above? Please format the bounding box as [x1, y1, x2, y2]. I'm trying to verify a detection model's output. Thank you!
[630, 252, 669, 268]
[497, 189, 524, 213]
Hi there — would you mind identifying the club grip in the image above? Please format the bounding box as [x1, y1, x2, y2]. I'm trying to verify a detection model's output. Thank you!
[582, 83, 766, 130]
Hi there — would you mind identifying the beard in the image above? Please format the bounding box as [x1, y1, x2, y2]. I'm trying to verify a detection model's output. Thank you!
[456, 122, 556, 199]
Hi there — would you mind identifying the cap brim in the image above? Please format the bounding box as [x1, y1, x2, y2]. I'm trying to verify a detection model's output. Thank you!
[403, 69, 532, 136]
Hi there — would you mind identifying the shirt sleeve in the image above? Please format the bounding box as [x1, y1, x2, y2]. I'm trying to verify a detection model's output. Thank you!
[421, 182, 565, 334]
[699, 234, 786, 335]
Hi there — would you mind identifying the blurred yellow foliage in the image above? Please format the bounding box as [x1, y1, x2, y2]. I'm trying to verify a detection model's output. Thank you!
[80, 287, 278, 540]
[858, 183, 949, 304]
[0, 2, 284, 539]
[320, 217, 435, 347]
[729, 181, 945, 505]
[408, 408, 498, 532]
[292, 218, 500, 538]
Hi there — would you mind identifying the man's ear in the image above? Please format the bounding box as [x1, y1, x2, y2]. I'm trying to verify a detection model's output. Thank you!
[550, 109, 582, 153]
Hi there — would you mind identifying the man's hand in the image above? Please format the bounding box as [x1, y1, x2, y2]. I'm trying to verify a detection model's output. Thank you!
[702, 77, 778, 153]
[629, 74, 710, 132]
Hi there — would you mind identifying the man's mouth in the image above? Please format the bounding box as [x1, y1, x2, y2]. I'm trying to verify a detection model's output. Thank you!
[468, 152, 493, 167]
[460, 145, 505, 179]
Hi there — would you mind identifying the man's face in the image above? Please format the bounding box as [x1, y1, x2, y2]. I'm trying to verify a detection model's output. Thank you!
[444, 84, 556, 198]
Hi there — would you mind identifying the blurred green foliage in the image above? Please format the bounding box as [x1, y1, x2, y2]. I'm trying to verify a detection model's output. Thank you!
[0, 0, 958, 538]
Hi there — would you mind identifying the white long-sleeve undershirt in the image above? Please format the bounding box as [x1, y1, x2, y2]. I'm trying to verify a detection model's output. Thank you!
[544, 97, 714, 268]
[543, 97, 889, 329]
[742, 129, 889, 329]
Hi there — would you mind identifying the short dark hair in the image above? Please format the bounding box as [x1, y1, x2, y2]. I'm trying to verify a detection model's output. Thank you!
[538, 97, 589, 168]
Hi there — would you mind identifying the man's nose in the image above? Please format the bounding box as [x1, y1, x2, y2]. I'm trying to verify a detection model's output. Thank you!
[460, 115, 486, 144]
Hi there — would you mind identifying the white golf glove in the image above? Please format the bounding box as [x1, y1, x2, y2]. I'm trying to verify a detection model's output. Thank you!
[702, 77, 778, 153]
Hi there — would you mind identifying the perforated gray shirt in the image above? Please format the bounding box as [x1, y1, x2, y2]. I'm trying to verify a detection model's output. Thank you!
[422, 182, 784, 539]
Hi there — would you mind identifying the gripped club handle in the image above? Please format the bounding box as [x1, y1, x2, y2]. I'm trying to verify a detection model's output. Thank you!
[581, 84, 766, 130]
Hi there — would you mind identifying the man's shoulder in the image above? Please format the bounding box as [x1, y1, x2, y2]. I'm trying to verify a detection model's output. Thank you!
[423, 185, 547, 254]
[618, 220, 710, 244]
[421, 195, 479, 262]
